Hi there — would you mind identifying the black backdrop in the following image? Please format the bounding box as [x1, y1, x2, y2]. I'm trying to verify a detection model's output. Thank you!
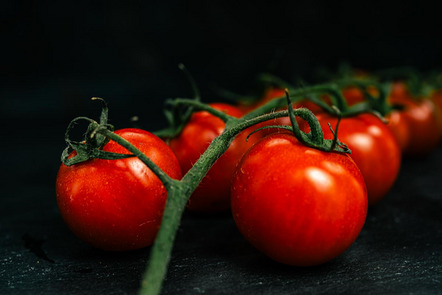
[2, 1, 442, 127]
[2, 1, 442, 118]
[1, 1, 442, 294]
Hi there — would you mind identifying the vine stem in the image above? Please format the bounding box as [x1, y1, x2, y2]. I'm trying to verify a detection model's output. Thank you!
[96, 127, 175, 188]
[81, 97, 349, 295]
[171, 99, 234, 122]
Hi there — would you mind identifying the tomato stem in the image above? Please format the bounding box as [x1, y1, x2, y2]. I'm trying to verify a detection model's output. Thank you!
[139, 185, 187, 295]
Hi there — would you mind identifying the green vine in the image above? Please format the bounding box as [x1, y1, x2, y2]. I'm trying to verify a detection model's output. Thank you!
[258, 72, 396, 119]
[60, 83, 352, 295]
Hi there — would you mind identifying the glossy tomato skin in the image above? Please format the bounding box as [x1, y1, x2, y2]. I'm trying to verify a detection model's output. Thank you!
[308, 113, 401, 205]
[169, 103, 259, 213]
[389, 88, 441, 157]
[231, 133, 367, 266]
[56, 128, 182, 251]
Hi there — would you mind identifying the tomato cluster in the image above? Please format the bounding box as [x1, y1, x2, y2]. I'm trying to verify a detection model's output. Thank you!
[55, 67, 442, 294]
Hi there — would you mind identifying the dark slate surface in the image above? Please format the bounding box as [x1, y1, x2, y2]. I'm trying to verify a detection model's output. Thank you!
[0, 121, 441, 294]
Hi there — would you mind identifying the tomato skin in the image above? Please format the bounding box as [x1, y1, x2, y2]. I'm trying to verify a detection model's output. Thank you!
[388, 87, 441, 156]
[231, 133, 367, 266]
[56, 128, 182, 251]
[386, 110, 411, 151]
[308, 113, 401, 205]
[169, 103, 259, 213]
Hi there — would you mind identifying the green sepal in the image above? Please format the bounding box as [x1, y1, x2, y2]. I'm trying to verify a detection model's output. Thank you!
[61, 141, 134, 166]
[60, 98, 135, 166]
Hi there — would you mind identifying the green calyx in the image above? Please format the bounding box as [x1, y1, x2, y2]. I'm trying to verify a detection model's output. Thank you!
[245, 90, 350, 154]
[61, 97, 134, 166]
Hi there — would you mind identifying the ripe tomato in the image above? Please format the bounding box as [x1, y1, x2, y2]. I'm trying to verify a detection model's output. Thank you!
[231, 132, 367, 266]
[56, 128, 182, 251]
[341, 86, 376, 106]
[386, 110, 411, 151]
[305, 113, 401, 205]
[388, 82, 441, 156]
[168, 103, 259, 213]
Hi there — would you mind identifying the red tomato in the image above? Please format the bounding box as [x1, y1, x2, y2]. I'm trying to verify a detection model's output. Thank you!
[169, 103, 259, 213]
[341, 86, 377, 106]
[388, 83, 441, 156]
[231, 132, 367, 266]
[56, 128, 182, 251]
[386, 110, 411, 151]
[305, 113, 401, 205]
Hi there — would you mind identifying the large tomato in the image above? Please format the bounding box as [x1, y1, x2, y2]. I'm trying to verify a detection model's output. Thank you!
[307, 113, 401, 205]
[56, 128, 182, 251]
[168, 103, 259, 213]
[231, 132, 367, 266]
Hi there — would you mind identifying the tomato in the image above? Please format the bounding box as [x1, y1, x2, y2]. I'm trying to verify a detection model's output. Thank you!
[304, 113, 401, 205]
[56, 128, 182, 251]
[385, 110, 411, 151]
[168, 103, 259, 213]
[388, 82, 441, 156]
[341, 86, 376, 106]
[231, 132, 367, 266]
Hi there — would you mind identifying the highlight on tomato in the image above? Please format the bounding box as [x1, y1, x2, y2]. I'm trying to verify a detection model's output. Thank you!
[56, 128, 182, 251]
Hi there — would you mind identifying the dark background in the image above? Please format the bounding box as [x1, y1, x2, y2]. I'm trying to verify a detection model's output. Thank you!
[1, 1, 441, 294]
[2, 0, 442, 130]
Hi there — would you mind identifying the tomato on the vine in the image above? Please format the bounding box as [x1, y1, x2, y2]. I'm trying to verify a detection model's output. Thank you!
[56, 128, 182, 251]
[304, 113, 401, 205]
[231, 132, 367, 266]
[169, 103, 260, 213]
